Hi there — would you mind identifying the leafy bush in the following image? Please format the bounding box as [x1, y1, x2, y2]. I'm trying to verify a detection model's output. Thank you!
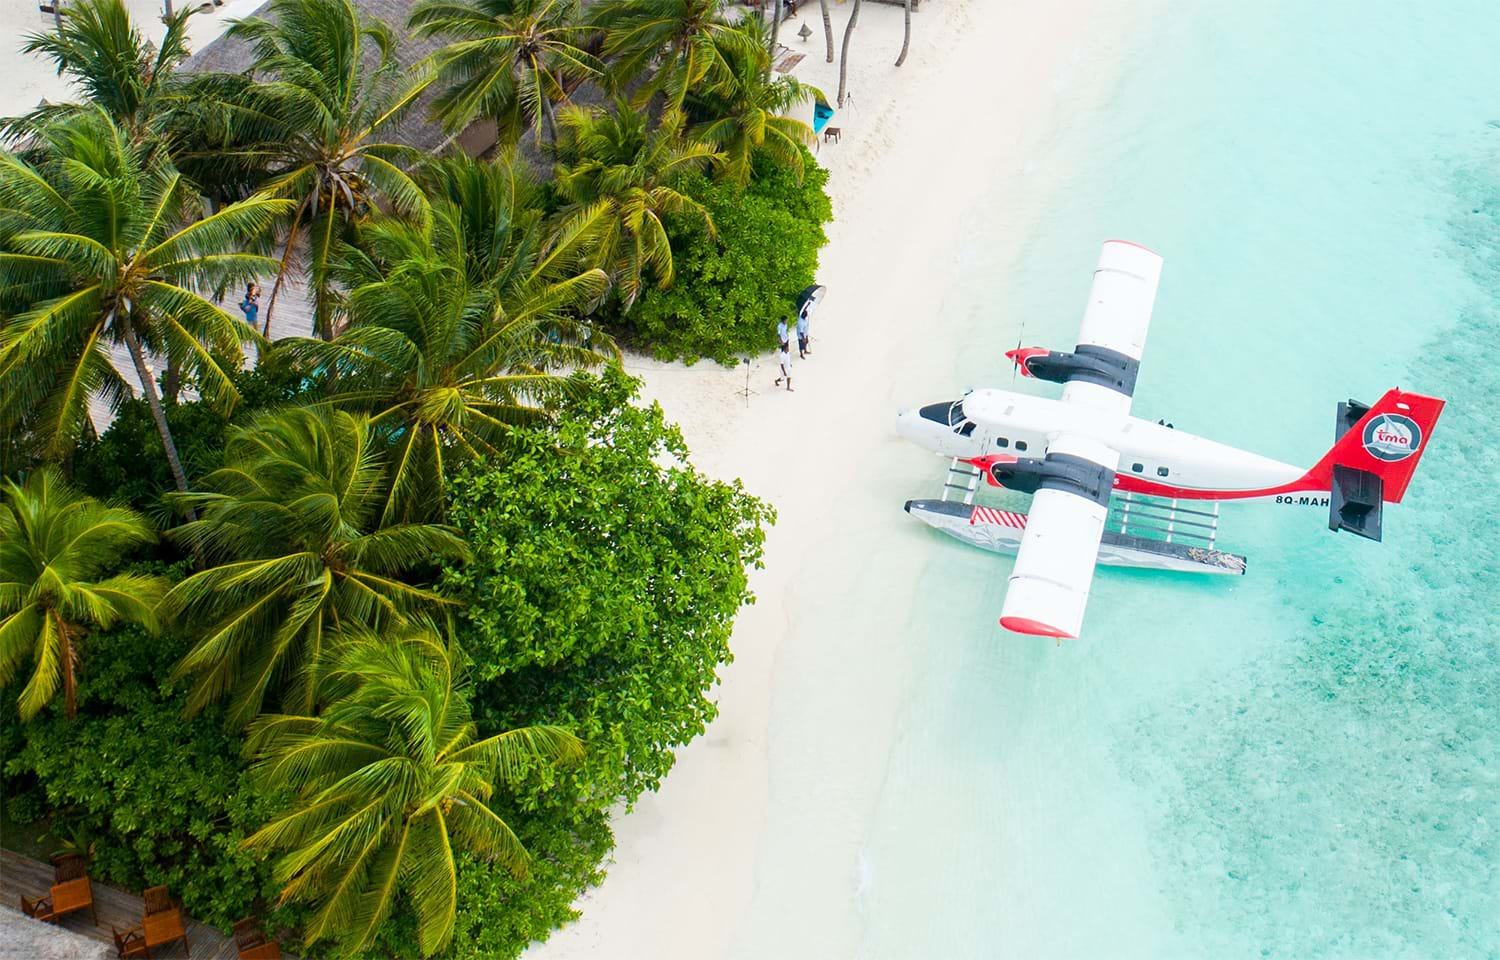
[610, 150, 832, 363]
[72, 357, 312, 514]
[0, 623, 282, 930]
[419, 368, 772, 958]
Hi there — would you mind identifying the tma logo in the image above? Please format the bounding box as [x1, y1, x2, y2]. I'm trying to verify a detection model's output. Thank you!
[1362, 413, 1422, 462]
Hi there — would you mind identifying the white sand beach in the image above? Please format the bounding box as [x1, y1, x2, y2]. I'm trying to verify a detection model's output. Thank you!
[2, 0, 1145, 953]
[536, 1, 1146, 956]
[3, 0, 268, 119]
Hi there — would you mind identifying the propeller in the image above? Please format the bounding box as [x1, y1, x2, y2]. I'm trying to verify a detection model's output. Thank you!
[1011, 329, 1023, 381]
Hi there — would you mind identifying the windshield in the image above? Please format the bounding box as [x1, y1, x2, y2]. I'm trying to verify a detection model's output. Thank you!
[918, 400, 966, 426]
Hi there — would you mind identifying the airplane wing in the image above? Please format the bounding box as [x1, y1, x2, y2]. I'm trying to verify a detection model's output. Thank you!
[997, 434, 1120, 639]
[1060, 240, 1165, 416]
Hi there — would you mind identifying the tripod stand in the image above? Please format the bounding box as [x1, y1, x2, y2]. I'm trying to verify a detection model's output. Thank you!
[739, 357, 758, 407]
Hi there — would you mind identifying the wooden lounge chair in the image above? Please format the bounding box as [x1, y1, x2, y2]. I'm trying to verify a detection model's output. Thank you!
[234, 918, 265, 950]
[142, 885, 190, 956]
[143, 885, 173, 916]
[20, 870, 96, 925]
[52, 852, 87, 882]
[112, 924, 149, 959]
[21, 892, 54, 919]
[234, 916, 282, 959]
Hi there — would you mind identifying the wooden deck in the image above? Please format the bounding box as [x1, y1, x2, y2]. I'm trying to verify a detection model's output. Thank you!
[86, 271, 319, 433]
[1, 849, 292, 960]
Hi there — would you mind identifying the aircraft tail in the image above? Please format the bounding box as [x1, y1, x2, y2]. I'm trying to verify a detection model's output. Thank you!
[1314, 388, 1444, 503]
[1304, 388, 1444, 541]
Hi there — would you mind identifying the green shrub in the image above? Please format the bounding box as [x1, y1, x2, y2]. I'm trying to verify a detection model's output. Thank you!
[415, 368, 772, 958]
[0, 624, 282, 930]
[611, 150, 832, 363]
[72, 357, 313, 514]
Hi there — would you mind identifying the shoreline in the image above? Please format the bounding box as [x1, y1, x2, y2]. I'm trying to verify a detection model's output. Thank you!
[531, 1, 1150, 956]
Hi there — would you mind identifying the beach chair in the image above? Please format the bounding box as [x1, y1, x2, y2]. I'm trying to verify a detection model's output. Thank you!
[234, 916, 284, 959]
[234, 918, 265, 950]
[142, 885, 190, 956]
[51, 852, 88, 882]
[112, 924, 149, 959]
[20, 864, 96, 925]
[20, 892, 54, 919]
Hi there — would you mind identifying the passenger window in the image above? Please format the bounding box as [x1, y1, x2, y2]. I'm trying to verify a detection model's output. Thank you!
[1157, 466, 1170, 477]
[1016, 441, 1028, 452]
[1131, 463, 1144, 473]
[995, 437, 1009, 448]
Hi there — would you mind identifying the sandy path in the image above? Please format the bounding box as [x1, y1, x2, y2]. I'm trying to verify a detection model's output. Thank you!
[530, 0, 1142, 956]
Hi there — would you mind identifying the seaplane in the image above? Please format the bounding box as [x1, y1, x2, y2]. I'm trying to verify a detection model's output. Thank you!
[896, 240, 1445, 640]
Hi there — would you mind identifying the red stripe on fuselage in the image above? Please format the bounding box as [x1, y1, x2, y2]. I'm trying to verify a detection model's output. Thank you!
[1111, 472, 1327, 501]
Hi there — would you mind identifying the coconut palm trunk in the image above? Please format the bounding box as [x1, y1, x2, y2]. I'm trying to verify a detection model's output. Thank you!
[820, 0, 834, 62]
[262, 204, 308, 339]
[767, 0, 783, 80]
[837, 0, 861, 107]
[54, 613, 78, 719]
[895, 0, 911, 66]
[541, 91, 561, 147]
[118, 311, 197, 517]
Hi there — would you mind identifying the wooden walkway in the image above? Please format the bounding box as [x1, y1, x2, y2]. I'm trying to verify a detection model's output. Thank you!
[1, 849, 291, 960]
[86, 271, 319, 433]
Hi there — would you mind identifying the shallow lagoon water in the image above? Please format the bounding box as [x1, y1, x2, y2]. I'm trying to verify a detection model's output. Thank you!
[744, 2, 1499, 957]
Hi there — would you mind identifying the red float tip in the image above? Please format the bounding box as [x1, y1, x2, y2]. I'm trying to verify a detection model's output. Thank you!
[1000, 616, 1075, 640]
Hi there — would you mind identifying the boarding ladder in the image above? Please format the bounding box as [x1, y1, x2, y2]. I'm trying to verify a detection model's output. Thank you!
[941, 458, 984, 505]
[1109, 493, 1221, 549]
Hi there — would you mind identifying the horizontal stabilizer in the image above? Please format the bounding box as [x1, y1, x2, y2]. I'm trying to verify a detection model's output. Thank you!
[1329, 465, 1383, 541]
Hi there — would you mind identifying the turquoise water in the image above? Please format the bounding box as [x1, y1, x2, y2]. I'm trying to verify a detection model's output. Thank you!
[752, 2, 1499, 957]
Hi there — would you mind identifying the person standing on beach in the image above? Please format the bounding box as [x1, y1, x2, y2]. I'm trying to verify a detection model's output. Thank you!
[773, 342, 794, 391]
[776, 316, 789, 350]
[239, 282, 260, 327]
[795, 308, 811, 358]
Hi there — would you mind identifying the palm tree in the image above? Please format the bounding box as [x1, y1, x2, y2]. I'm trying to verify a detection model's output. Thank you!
[895, 0, 911, 67]
[0, 111, 286, 492]
[277, 157, 613, 521]
[819, 0, 833, 63]
[0, 469, 167, 720]
[553, 102, 718, 309]
[7, 0, 195, 148]
[411, 0, 604, 148]
[763, 4, 781, 80]
[216, 0, 433, 340]
[591, 0, 754, 110]
[243, 627, 582, 956]
[162, 407, 470, 726]
[688, 18, 818, 185]
[837, 0, 861, 107]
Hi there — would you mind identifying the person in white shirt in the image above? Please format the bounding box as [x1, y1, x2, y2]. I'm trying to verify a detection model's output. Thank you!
[776, 317, 789, 350]
[773, 344, 794, 391]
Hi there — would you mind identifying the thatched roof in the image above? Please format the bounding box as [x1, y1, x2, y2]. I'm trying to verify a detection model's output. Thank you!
[182, 0, 456, 153]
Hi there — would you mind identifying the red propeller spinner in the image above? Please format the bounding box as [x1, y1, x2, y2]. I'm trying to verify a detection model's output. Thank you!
[960, 455, 1019, 487]
[1005, 346, 1049, 377]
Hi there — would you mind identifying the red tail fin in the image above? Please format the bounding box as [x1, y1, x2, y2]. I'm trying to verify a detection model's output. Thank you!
[1308, 389, 1444, 503]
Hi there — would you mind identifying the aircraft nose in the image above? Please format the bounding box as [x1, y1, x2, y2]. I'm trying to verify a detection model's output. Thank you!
[895, 407, 926, 446]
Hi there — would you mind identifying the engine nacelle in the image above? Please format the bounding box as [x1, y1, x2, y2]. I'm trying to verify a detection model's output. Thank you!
[1005, 344, 1139, 398]
[976, 453, 1116, 507]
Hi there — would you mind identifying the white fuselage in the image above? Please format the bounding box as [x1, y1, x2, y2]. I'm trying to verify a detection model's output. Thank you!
[896, 388, 1310, 498]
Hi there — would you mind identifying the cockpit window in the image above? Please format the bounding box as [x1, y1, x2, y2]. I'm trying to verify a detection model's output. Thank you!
[957, 422, 977, 437]
[918, 400, 966, 426]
